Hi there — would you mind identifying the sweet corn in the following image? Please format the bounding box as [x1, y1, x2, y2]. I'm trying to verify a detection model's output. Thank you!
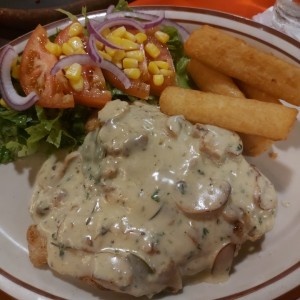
[67, 37, 85, 54]
[154, 31, 170, 44]
[65, 63, 82, 81]
[101, 28, 111, 37]
[123, 58, 138, 69]
[107, 35, 139, 50]
[124, 68, 141, 79]
[105, 46, 117, 57]
[62, 42, 74, 55]
[153, 74, 164, 86]
[112, 49, 126, 62]
[123, 30, 136, 42]
[111, 26, 127, 37]
[68, 22, 84, 37]
[135, 32, 147, 44]
[0, 98, 8, 108]
[153, 60, 169, 70]
[95, 40, 104, 51]
[148, 61, 160, 75]
[11, 58, 20, 79]
[145, 42, 160, 58]
[159, 69, 173, 76]
[45, 41, 62, 57]
[98, 50, 112, 61]
[69, 77, 84, 92]
[125, 50, 144, 62]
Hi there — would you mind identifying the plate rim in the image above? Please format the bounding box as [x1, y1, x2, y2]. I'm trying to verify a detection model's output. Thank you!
[0, 6, 299, 300]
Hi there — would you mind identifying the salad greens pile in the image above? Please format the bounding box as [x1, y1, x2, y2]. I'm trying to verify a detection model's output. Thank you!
[0, 0, 191, 164]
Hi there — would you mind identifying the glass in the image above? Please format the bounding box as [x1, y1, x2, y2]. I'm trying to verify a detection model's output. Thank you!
[272, 0, 300, 29]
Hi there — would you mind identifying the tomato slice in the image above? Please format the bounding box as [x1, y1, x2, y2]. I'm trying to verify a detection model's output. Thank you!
[19, 24, 74, 108]
[55, 23, 112, 108]
[146, 32, 177, 97]
[102, 43, 151, 99]
[73, 65, 112, 108]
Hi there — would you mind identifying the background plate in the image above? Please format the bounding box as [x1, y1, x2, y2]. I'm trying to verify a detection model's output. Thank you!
[0, 6, 299, 300]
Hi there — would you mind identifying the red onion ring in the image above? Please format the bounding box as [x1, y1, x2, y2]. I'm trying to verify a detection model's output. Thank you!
[105, 10, 165, 29]
[0, 45, 38, 111]
[50, 54, 97, 75]
[87, 17, 145, 50]
[87, 34, 131, 89]
[161, 19, 189, 42]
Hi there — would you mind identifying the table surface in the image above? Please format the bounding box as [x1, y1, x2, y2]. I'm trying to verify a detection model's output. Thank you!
[1, 0, 299, 299]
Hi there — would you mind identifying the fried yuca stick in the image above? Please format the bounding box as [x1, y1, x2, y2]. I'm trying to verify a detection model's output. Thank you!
[236, 81, 280, 104]
[187, 60, 275, 156]
[159, 86, 298, 141]
[187, 59, 245, 98]
[184, 25, 300, 106]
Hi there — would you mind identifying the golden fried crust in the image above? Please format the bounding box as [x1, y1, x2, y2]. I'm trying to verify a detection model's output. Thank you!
[27, 224, 47, 268]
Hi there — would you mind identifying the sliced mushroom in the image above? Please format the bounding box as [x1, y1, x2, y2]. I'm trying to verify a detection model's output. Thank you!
[193, 124, 242, 163]
[122, 134, 148, 156]
[176, 180, 231, 214]
[211, 243, 236, 278]
[166, 115, 185, 137]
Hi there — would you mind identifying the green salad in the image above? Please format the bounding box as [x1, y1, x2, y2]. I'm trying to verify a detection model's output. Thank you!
[0, 0, 192, 164]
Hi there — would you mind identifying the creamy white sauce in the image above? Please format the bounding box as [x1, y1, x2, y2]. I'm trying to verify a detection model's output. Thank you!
[30, 100, 277, 297]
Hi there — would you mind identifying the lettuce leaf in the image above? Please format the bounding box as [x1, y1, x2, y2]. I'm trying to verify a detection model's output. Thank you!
[0, 104, 92, 164]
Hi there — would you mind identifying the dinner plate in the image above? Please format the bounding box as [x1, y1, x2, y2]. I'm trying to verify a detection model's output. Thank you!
[0, 6, 300, 300]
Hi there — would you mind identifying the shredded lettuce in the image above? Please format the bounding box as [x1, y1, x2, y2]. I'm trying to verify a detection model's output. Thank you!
[0, 103, 92, 164]
[162, 25, 193, 89]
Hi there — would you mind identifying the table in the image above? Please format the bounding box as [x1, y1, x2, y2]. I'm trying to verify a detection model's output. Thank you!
[0, 0, 299, 299]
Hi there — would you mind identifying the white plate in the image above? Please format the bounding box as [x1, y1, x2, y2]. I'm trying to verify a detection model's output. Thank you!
[0, 6, 299, 300]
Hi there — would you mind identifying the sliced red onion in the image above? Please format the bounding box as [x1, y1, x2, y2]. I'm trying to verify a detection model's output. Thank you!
[105, 10, 165, 29]
[87, 17, 145, 50]
[0, 45, 38, 111]
[87, 34, 131, 89]
[106, 4, 115, 15]
[50, 54, 97, 75]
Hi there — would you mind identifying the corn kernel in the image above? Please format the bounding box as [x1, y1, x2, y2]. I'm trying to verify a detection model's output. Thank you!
[95, 40, 104, 51]
[11, 58, 20, 79]
[45, 41, 62, 57]
[0, 98, 8, 108]
[115, 62, 123, 69]
[69, 77, 84, 92]
[105, 46, 117, 57]
[111, 26, 127, 37]
[135, 32, 147, 44]
[153, 74, 164, 86]
[154, 60, 169, 70]
[107, 35, 139, 50]
[123, 58, 138, 69]
[125, 50, 144, 62]
[68, 37, 84, 52]
[68, 22, 84, 37]
[101, 28, 111, 37]
[145, 42, 160, 58]
[159, 69, 173, 76]
[123, 30, 136, 42]
[154, 31, 170, 43]
[124, 68, 141, 79]
[148, 61, 160, 75]
[65, 63, 82, 81]
[112, 49, 126, 62]
[98, 50, 112, 61]
[62, 42, 74, 55]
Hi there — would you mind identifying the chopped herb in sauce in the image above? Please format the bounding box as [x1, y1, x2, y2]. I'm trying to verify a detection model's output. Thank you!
[176, 180, 187, 195]
[202, 227, 209, 239]
[151, 189, 160, 202]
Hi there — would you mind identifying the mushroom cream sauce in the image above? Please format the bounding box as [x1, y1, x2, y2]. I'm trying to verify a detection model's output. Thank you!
[29, 100, 277, 298]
